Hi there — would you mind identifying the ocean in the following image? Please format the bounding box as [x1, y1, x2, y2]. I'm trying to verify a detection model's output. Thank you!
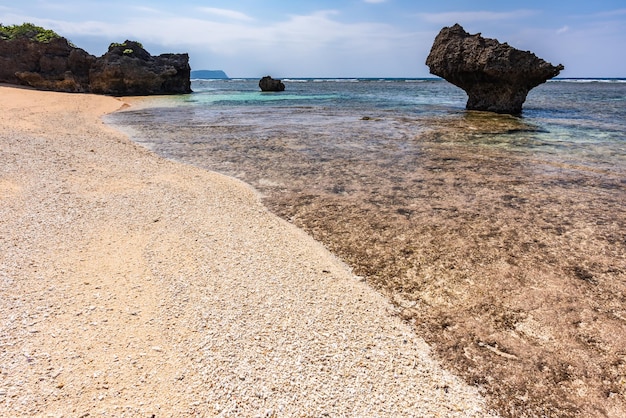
[108, 78, 626, 176]
[106, 78, 626, 415]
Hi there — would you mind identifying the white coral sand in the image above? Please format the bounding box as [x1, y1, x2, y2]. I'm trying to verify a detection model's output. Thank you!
[0, 85, 496, 417]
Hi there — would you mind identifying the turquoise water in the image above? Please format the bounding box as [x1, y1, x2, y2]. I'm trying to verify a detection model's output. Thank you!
[140, 78, 469, 112]
[109, 78, 626, 178]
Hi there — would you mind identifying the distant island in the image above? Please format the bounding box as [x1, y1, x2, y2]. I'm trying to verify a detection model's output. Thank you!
[191, 70, 229, 79]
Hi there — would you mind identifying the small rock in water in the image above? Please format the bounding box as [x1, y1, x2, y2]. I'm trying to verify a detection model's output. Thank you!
[259, 76, 285, 92]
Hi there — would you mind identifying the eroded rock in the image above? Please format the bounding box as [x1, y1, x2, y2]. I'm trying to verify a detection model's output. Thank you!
[0, 37, 94, 92]
[89, 41, 191, 95]
[426, 24, 564, 114]
[259, 76, 285, 92]
[0, 34, 191, 95]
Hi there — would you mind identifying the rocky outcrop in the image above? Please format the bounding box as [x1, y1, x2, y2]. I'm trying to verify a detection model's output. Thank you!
[259, 76, 285, 92]
[426, 24, 564, 114]
[0, 36, 191, 95]
[89, 41, 191, 95]
[0, 37, 94, 92]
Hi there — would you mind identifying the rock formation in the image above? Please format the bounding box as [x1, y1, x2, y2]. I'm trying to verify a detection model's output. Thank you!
[259, 76, 285, 92]
[89, 41, 191, 95]
[426, 24, 564, 114]
[0, 37, 94, 92]
[0, 27, 191, 95]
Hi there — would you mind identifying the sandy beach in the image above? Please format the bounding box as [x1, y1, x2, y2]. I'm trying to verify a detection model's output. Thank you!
[0, 85, 496, 416]
[110, 78, 626, 417]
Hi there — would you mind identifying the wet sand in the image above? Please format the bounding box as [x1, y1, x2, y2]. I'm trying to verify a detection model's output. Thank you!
[116, 107, 626, 417]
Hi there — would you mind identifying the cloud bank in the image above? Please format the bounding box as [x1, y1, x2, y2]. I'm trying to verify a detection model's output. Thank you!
[1, 3, 625, 77]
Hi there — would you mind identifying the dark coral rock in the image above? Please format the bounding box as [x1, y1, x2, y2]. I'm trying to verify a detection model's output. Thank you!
[0, 35, 191, 95]
[0, 37, 94, 92]
[259, 75, 285, 92]
[426, 24, 564, 114]
[89, 40, 191, 95]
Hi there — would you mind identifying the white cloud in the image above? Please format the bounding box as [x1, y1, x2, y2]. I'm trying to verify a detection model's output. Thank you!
[7, 8, 425, 76]
[416, 9, 537, 24]
[197, 7, 255, 22]
[30, 9, 403, 53]
[12, 4, 623, 77]
[556, 25, 569, 34]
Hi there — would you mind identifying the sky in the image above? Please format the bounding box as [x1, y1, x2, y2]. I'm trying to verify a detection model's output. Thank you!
[1, 1, 625, 78]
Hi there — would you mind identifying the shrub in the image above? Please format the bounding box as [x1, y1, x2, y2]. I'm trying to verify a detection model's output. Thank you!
[0, 22, 61, 42]
[109, 41, 144, 50]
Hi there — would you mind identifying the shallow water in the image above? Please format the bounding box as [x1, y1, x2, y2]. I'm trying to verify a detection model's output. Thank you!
[108, 78, 626, 417]
[110, 79, 626, 177]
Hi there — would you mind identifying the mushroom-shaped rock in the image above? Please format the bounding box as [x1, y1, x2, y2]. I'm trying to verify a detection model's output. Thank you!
[259, 75, 285, 92]
[426, 24, 564, 114]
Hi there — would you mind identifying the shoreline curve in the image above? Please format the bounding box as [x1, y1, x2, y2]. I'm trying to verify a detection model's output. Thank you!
[0, 85, 495, 417]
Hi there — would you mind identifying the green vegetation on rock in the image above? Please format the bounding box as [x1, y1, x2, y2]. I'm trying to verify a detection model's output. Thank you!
[110, 41, 144, 50]
[0, 22, 62, 43]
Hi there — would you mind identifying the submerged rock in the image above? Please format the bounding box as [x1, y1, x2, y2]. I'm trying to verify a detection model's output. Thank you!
[259, 76, 285, 92]
[426, 24, 564, 114]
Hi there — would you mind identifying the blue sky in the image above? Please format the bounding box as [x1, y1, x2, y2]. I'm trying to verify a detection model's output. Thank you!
[1, 0, 625, 77]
